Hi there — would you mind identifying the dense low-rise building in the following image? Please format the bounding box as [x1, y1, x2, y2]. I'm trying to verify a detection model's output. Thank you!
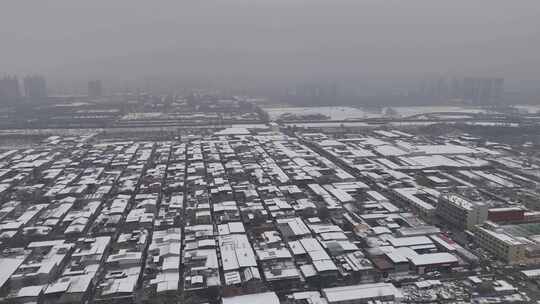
[0, 124, 538, 303]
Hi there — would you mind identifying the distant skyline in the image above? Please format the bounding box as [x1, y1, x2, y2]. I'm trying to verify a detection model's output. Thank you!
[1, 0, 540, 93]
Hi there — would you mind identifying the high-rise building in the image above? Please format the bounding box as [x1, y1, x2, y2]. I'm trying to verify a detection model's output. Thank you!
[419, 76, 504, 104]
[462, 77, 504, 105]
[24, 75, 47, 100]
[88, 80, 103, 98]
[422, 77, 449, 100]
[292, 83, 339, 105]
[450, 77, 463, 99]
[0, 76, 21, 104]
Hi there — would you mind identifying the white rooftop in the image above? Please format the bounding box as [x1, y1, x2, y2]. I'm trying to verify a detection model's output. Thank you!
[323, 282, 403, 303]
[222, 292, 280, 304]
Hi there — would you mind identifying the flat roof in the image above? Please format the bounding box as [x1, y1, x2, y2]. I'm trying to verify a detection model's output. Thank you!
[214, 127, 250, 136]
[387, 236, 433, 247]
[222, 292, 280, 304]
[409, 252, 458, 266]
[0, 257, 26, 288]
[323, 282, 403, 303]
[521, 269, 540, 278]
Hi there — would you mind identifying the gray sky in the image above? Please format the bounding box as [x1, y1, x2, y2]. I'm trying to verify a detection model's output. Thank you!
[1, 0, 539, 92]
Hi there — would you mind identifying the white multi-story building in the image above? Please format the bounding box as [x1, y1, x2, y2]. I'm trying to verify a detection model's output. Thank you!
[437, 193, 488, 230]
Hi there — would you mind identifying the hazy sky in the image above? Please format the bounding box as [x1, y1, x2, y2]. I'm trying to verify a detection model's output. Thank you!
[1, 0, 539, 92]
